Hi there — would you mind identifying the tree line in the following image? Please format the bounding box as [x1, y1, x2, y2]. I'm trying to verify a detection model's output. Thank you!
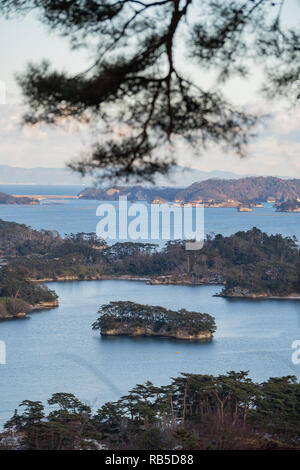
[2, 372, 300, 450]
[3, 220, 300, 297]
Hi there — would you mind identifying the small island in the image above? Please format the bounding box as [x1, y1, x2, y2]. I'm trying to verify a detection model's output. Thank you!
[92, 301, 216, 341]
[275, 200, 300, 213]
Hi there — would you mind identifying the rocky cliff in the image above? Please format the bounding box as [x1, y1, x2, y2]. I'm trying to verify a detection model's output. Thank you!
[101, 326, 213, 341]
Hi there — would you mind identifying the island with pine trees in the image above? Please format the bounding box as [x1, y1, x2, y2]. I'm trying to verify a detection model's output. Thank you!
[92, 301, 216, 341]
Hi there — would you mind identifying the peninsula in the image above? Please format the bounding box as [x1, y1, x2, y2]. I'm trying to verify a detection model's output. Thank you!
[0, 263, 58, 321]
[0, 192, 39, 205]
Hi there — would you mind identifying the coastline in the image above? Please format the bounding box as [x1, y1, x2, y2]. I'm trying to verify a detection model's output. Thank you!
[29, 276, 300, 300]
[30, 275, 153, 283]
[101, 327, 213, 342]
[216, 293, 300, 300]
[0, 311, 27, 321]
[0, 300, 59, 321]
[31, 300, 59, 310]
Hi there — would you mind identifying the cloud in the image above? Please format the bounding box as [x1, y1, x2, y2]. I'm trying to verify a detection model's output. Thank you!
[0, 104, 90, 168]
[0, 103, 299, 178]
[176, 107, 300, 178]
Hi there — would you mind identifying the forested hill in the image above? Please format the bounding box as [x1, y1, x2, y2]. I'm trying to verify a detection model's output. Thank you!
[177, 177, 300, 203]
[0, 220, 61, 255]
[78, 185, 179, 203]
[78, 177, 300, 203]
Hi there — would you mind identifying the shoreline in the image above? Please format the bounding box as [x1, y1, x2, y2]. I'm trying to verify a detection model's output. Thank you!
[34, 276, 299, 300]
[101, 329, 213, 342]
[0, 300, 59, 321]
[30, 275, 153, 283]
[216, 293, 300, 300]
[31, 300, 59, 310]
[31, 275, 223, 287]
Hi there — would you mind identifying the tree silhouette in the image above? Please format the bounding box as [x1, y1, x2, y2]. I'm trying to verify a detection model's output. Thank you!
[1, 0, 300, 181]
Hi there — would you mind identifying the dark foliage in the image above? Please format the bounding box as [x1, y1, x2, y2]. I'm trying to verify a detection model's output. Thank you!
[3, 219, 299, 297]
[4, 372, 300, 449]
[0, 219, 60, 256]
[276, 199, 300, 212]
[0, 265, 58, 306]
[4, 393, 101, 450]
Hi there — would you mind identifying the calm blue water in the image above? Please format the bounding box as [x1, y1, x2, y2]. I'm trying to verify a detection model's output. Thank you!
[0, 280, 299, 428]
[0, 185, 299, 428]
[0, 185, 299, 240]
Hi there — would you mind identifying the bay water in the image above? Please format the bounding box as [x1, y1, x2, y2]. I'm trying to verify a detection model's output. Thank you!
[0, 185, 299, 428]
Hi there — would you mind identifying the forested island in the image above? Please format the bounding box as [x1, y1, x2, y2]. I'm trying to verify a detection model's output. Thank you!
[1, 372, 300, 450]
[78, 176, 300, 204]
[276, 200, 300, 213]
[0, 220, 299, 309]
[92, 301, 216, 341]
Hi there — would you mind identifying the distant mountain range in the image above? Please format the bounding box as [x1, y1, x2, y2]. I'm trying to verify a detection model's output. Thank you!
[154, 166, 251, 186]
[0, 164, 249, 186]
[0, 165, 93, 186]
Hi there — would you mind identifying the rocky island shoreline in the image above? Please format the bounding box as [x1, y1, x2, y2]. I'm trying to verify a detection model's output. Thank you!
[216, 287, 300, 300]
[101, 326, 213, 341]
[275, 200, 300, 213]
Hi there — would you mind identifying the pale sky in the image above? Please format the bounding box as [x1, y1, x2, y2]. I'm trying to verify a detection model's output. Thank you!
[0, 2, 300, 178]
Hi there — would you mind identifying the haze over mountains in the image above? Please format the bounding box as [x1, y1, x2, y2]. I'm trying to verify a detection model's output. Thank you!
[0, 164, 250, 186]
[0, 165, 92, 186]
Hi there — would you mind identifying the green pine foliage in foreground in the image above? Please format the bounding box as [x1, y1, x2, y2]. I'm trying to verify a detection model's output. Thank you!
[2, 372, 300, 450]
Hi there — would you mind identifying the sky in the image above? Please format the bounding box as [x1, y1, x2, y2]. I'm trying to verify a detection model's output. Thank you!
[0, 2, 300, 178]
